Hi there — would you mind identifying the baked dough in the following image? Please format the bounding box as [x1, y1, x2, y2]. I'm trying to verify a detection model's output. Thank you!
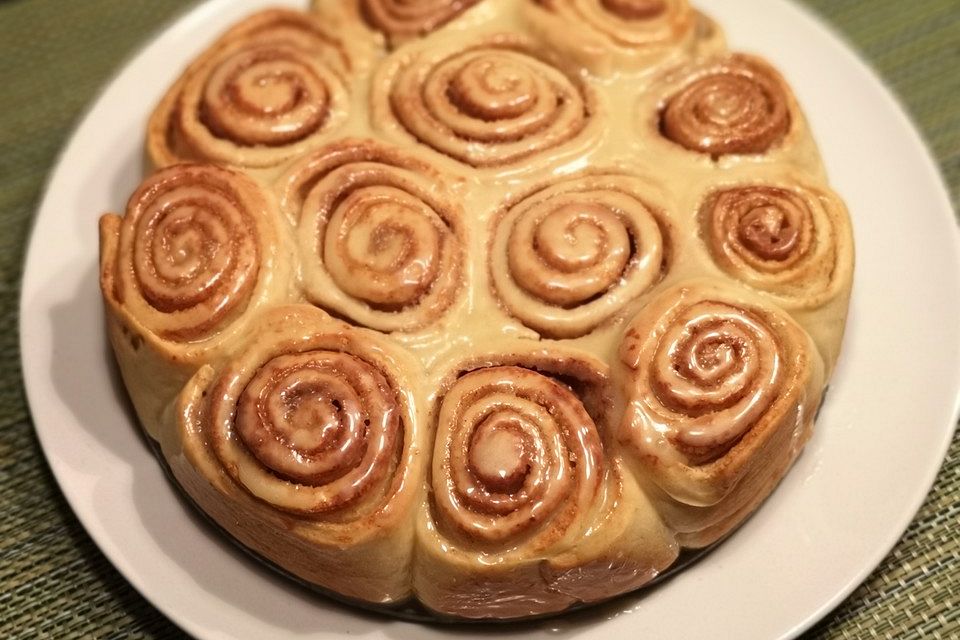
[101, 0, 854, 620]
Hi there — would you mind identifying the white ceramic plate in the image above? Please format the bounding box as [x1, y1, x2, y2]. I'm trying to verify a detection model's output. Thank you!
[20, 0, 960, 638]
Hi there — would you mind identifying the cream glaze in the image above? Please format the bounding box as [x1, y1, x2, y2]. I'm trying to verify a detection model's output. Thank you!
[104, 0, 854, 621]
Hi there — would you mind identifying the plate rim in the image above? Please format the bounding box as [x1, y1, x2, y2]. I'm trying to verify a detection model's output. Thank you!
[18, 0, 960, 638]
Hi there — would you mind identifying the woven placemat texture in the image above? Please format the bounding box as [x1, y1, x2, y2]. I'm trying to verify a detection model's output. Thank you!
[0, 0, 957, 637]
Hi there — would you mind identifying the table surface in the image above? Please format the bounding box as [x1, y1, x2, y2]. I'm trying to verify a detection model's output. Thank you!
[1, 0, 958, 637]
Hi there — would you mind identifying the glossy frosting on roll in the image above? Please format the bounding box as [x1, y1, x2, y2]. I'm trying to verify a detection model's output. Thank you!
[618, 282, 824, 541]
[100, 163, 283, 345]
[105, 0, 853, 621]
[170, 305, 423, 601]
[374, 33, 596, 168]
[277, 139, 464, 332]
[148, 9, 362, 171]
[700, 182, 854, 309]
[414, 348, 678, 618]
[362, 0, 484, 41]
[433, 365, 603, 544]
[660, 54, 791, 156]
[221, 349, 399, 512]
[491, 173, 668, 338]
[624, 299, 784, 464]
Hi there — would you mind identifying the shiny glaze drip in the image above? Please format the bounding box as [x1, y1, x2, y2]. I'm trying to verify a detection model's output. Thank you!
[661, 56, 790, 156]
[433, 366, 602, 544]
[388, 40, 590, 167]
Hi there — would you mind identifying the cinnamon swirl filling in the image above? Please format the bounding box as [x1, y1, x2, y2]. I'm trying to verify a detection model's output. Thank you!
[201, 322, 413, 517]
[660, 55, 790, 156]
[361, 0, 483, 42]
[433, 366, 603, 545]
[149, 9, 354, 170]
[277, 140, 463, 332]
[700, 183, 851, 308]
[381, 37, 594, 167]
[619, 283, 816, 471]
[492, 174, 667, 338]
[109, 164, 265, 342]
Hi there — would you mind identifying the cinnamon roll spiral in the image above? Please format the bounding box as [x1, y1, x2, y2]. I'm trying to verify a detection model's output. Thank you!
[276, 139, 464, 333]
[492, 173, 668, 338]
[660, 54, 791, 156]
[619, 281, 824, 545]
[701, 182, 854, 310]
[99, 163, 294, 441]
[374, 35, 596, 168]
[525, 0, 718, 74]
[416, 351, 678, 618]
[362, 0, 484, 43]
[209, 340, 402, 515]
[148, 9, 357, 172]
[100, 164, 280, 345]
[173, 305, 423, 601]
[433, 366, 603, 544]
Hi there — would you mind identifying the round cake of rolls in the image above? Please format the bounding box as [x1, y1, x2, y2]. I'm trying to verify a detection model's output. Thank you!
[99, 0, 854, 620]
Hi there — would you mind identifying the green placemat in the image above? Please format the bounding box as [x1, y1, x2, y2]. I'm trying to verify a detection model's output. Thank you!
[0, 1, 957, 637]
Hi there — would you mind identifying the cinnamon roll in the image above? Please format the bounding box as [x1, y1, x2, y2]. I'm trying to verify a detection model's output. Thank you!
[314, 0, 486, 46]
[372, 33, 598, 169]
[148, 9, 363, 173]
[415, 348, 677, 618]
[701, 182, 854, 309]
[524, 0, 724, 74]
[100, 0, 855, 620]
[618, 281, 825, 546]
[658, 54, 793, 157]
[491, 173, 669, 338]
[276, 139, 464, 333]
[698, 180, 854, 370]
[99, 164, 293, 435]
[169, 305, 424, 602]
